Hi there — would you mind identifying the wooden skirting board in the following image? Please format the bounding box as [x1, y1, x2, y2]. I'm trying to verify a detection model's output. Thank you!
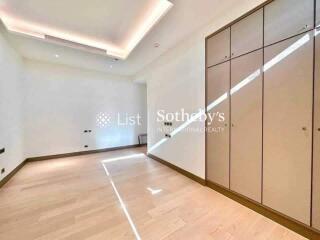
[147, 153, 206, 186]
[26, 144, 144, 162]
[0, 160, 27, 189]
[0, 144, 146, 188]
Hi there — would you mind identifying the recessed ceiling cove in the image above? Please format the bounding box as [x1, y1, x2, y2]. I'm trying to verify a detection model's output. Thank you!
[0, 0, 173, 59]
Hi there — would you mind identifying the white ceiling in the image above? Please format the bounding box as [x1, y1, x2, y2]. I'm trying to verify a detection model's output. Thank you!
[0, 0, 173, 59]
[0, 0, 241, 76]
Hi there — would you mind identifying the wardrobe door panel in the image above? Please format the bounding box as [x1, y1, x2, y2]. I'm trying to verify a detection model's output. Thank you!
[317, 0, 320, 27]
[264, 0, 314, 46]
[230, 50, 263, 202]
[263, 32, 313, 224]
[313, 29, 320, 231]
[207, 28, 230, 67]
[231, 9, 263, 58]
[207, 62, 230, 188]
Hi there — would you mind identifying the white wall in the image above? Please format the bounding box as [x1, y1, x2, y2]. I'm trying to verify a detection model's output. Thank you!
[0, 24, 147, 178]
[138, 0, 267, 179]
[24, 61, 147, 158]
[0, 27, 25, 181]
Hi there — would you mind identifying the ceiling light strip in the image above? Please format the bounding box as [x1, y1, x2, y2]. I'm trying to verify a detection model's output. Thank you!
[45, 34, 108, 55]
[126, 0, 173, 54]
[5, 24, 45, 39]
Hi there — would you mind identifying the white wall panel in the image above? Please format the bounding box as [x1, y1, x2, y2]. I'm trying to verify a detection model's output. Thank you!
[24, 61, 147, 158]
[0, 28, 25, 182]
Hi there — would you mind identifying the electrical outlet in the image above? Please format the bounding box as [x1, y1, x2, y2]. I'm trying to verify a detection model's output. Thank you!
[1, 168, 5, 174]
[84, 145, 89, 148]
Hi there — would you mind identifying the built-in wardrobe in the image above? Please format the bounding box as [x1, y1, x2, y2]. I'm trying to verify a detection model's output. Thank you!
[206, 0, 320, 233]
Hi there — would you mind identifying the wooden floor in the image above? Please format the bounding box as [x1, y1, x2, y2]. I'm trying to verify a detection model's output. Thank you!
[0, 147, 306, 240]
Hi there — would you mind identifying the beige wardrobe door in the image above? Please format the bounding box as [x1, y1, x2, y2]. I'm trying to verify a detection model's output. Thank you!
[231, 9, 263, 58]
[207, 62, 230, 188]
[263, 32, 314, 225]
[264, 0, 314, 46]
[313, 28, 320, 231]
[317, 0, 320, 27]
[207, 28, 230, 67]
[230, 50, 263, 202]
